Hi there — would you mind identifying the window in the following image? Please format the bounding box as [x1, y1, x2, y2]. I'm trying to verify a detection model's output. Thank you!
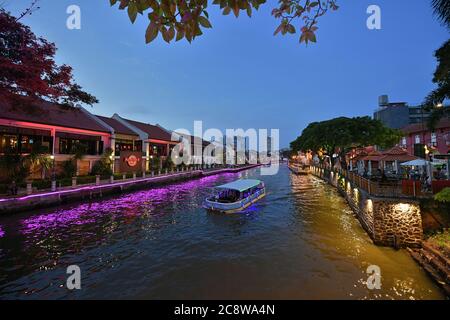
[59, 139, 100, 155]
[0, 134, 18, 153]
[115, 140, 134, 156]
[415, 135, 421, 144]
[0, 134, 52, 154]
[401, 137, 407, 146]
[150, 144, 167, 156]
[431, 132, 437, 146]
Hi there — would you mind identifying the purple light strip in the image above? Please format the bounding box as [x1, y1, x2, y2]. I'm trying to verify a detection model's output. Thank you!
[0, 165, 259, 203]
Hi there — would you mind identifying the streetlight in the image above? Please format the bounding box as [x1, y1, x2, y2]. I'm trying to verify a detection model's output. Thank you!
[50, 155, 56, 191]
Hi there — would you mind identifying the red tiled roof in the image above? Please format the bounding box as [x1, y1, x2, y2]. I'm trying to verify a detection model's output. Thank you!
[95, 115, 138, 136]
[0, 100, 109, 133]
[382, 146, 409, 155]
[402, 119, 450, 134]
[361, 151, 383, 161]
[380, 154, 418, 162]
[123, 118, 174, 142]
[379, 146, 417, 162]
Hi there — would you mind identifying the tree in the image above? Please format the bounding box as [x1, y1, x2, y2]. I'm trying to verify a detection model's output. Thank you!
[434, 187, 450, 203]
[109, 0, 338, 45]
[0, 10, 98, 108]
[290, 117, 402, 164]
[424, 0, 450, 129]
[432, 0, 450, 28]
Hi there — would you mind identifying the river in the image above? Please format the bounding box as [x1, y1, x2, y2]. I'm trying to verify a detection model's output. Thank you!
[0, 165, 444, 299]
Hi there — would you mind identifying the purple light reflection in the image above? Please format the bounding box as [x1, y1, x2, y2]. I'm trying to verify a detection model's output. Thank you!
[0, 225, 4, 238]
[19, 170, 244, 236]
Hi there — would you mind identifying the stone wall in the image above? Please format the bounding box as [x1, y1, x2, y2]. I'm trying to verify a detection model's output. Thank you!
[311, 166, 423, 248]
[372, 200, 422, 247]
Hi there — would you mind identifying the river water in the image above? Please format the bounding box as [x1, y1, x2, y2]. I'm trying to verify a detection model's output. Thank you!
[0, 165, 444, 299]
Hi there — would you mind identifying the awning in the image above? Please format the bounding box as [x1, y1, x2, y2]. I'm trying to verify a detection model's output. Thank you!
[216, 179, 262, 192]
[400, 159, 430, 166]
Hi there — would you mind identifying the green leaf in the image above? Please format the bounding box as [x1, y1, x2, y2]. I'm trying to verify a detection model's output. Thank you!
[128, 3, 138, 23]
[198, 16, 212, 28]
[145, 22, 158, 44]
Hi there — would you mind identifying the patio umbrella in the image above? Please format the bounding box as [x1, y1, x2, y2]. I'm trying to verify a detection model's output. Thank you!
[400, 159, 430, 166]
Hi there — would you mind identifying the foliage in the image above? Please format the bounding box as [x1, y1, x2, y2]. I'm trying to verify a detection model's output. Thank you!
[0, 152, 28, 184]
[109, 0, 338, 45]
[61, 160, 76, 178]
[290, 117, 402, 156]
[150, 156, 161, 171]
[423, 39, 450, 129]
[90, 148, 114, 176]
[162, 155, 174, 169]
[432, 0, 450, 29]
[434, 187, 450, 203]
[423, 0, 450, 129]
[427, 229, 449, 256]
[0, 144, 52, 183]
[0, 10, 98, 108]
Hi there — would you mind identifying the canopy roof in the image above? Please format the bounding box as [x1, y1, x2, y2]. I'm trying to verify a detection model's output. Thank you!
[400, 159, 430, 166]
[216, 179, 262, 192]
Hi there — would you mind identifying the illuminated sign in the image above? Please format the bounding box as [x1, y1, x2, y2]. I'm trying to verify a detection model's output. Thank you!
[120, 151, 142, 172]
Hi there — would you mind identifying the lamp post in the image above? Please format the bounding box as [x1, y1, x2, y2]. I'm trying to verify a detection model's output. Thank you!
[50, 155, 56, 191]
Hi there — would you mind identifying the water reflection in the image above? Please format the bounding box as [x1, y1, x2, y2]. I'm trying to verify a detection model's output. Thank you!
[0, 166, 444, 299]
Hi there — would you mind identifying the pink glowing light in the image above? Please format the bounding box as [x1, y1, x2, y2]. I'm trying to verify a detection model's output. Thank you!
[0, 165, 259, 204]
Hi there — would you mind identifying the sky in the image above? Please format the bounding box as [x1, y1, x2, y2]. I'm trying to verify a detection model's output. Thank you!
[4, 0, 449, 148]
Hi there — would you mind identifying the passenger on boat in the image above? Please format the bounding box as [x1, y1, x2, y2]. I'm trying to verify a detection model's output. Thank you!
[216, 190, 240, 203]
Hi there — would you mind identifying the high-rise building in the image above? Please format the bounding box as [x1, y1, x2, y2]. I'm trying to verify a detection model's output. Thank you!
[373, 95, 448, 129]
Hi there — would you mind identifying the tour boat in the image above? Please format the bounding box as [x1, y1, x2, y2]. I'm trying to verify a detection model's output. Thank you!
[203, 179, 266, 213]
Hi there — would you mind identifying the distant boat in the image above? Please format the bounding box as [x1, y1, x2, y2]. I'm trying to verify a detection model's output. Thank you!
[203, 179, 266, 214]
[288, 163, 310, 175]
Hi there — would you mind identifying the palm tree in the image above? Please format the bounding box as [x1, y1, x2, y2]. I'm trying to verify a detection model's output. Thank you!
[432, 0, 450, 29]
[424, 1, 450, 129]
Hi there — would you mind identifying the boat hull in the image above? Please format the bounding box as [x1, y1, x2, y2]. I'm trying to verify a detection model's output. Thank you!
[204, 190, 266, 214]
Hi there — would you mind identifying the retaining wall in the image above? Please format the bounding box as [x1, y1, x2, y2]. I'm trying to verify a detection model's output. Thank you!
[312, 166, 423, 248]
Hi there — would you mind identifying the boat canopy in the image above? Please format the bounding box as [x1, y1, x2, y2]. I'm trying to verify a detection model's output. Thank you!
[216, 179, 262, 192]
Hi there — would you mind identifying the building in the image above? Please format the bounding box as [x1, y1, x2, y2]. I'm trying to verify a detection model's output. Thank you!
[93, 115, 142, 173]
[373, 95, 449, 129]
[0, 101, 111, 177]
[0, 100, 209, 179]
[112, 115, 179, 171]
[400, 119, 450, 159]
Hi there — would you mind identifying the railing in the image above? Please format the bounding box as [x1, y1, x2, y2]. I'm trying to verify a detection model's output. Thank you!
[312, 165, 423, 198]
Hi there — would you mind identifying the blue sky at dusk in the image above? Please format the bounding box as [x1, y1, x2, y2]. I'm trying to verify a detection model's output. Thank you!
[5, 0, 449, 147]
